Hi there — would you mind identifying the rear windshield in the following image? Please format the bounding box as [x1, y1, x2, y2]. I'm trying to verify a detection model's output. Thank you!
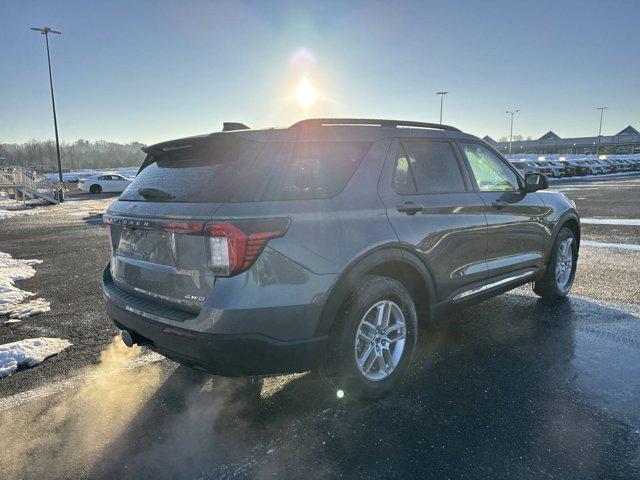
[120, 137, 371, 203]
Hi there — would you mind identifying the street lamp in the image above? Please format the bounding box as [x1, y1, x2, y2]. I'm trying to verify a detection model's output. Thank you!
[31, 26, 64, 184]
[506, 109, 519, 156]
[436, 91, 448, 124]
[596, 106, 608, 158]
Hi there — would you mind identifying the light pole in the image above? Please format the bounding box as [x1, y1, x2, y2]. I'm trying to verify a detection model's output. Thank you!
[436, 91, 448, 124]
[506, 109, 519, 156]
[596, 106, 607, 157]
[31, 26, 63, 184]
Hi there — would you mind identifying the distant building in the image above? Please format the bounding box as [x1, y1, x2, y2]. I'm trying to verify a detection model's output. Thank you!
[487, 126, 640, 155]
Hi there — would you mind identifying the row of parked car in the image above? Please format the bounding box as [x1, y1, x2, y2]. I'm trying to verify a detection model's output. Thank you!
[509, 157, 640, 178]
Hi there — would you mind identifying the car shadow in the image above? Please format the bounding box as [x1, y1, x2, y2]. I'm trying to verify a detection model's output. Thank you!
[82, 293, 640, 479]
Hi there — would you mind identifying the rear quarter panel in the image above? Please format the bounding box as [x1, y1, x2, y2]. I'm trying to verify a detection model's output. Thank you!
[210, 137, 399, 274]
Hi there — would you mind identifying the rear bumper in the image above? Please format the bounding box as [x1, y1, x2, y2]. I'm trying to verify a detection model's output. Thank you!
[106, 299, 327, 376]
[102, 265, 329, 376]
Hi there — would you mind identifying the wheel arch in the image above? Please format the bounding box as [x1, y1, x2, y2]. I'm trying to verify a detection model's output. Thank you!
[315, 245, 436, 337]
[554, 212, 581, 252]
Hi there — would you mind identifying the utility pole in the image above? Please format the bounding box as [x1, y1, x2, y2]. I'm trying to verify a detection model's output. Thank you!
[506, 109, 519, 156]
[596, 107, 607, 157]
[31, 26, 64, 184]
[436, 91, 448, 124]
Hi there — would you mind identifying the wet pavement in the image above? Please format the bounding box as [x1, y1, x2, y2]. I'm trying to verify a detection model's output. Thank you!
[1, 176, 639, 479]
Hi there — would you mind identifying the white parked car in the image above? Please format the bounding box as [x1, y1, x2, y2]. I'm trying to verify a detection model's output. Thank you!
[78, 174, 133, 194]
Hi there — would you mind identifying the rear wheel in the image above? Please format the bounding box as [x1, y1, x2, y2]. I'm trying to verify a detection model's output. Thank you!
[89, 184, 102, 194]
[322, 275, 418, 400]
[534, 227, 577, 300]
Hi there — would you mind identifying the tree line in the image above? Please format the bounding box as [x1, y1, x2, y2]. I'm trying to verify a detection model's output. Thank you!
[0, 139, 146, 170]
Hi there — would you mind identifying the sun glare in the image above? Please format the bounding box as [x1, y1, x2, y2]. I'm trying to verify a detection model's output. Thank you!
[295, 76, 318, 110]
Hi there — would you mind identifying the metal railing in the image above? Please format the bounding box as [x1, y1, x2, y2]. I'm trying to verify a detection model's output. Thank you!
[0, 166, 59, 203]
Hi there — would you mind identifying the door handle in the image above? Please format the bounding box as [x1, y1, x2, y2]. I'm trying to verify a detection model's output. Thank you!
[492, 200, 508, 209]
[396, 203, 424, 215]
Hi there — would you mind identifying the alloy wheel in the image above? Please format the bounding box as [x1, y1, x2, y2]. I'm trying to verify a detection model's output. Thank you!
[555, 237, 574, 292]
[354, 300, 406, 381]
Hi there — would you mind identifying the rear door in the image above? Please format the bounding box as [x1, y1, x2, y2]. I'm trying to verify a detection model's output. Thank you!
[457, 141, 546, 278]
[379, 138, 489, 302]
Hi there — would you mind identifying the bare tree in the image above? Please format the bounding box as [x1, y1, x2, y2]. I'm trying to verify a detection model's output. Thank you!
[0, 139, 146, 170]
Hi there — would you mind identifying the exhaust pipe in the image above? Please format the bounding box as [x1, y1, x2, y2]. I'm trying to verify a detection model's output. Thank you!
[121, 330, 134, 348]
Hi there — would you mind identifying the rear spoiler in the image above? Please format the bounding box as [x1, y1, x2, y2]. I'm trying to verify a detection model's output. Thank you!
[137, 131, 246, 174]
[138, 143, 194, 173]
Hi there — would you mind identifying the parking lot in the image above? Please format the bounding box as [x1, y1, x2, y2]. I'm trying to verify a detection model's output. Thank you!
[1, 175, 639, 479]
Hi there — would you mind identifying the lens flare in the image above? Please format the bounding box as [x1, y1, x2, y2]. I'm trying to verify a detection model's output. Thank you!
[295, 76, 318, 110]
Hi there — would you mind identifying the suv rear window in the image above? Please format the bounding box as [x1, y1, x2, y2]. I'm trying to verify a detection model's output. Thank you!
[120, 137, 370, 203]
[120, 136, 263, 203]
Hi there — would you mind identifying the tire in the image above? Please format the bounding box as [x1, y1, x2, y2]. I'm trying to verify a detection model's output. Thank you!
[89, 184, 102, 194]
[321, 275, 418, 400]
[534, 227, 578, 301]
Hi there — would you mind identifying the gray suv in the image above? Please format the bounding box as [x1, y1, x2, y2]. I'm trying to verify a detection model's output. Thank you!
[103, 118, 580, 399]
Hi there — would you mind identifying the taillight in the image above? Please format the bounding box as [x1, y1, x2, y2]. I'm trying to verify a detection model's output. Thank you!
[204, 218, 290, 276]
[106, 224, 113, 254]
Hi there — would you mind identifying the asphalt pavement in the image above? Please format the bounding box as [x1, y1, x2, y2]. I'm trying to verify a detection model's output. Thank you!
[1, 176, 639, 479]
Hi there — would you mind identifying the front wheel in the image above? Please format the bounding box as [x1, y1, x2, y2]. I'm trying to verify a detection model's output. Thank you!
[322, 275, 418, 400]
[534, 227, 578, 300]
[89, 184, 102, 194]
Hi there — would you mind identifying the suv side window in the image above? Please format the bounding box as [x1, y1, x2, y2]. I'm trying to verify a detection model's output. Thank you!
[232, 141, 371, 201]
[460, 143, 520, 192]
[393, 141, 466, 194]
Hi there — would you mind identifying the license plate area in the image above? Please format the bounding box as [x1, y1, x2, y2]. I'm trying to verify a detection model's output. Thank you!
[116, 227, 175, 265]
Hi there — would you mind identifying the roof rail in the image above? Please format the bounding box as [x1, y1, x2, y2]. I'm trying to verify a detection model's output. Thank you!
[289, 118, 461, 132]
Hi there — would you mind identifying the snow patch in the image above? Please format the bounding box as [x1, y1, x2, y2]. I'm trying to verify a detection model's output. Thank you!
[0, 251, 50, 320]
[0, 193, 45, 220]
[0, 338, 71, 378]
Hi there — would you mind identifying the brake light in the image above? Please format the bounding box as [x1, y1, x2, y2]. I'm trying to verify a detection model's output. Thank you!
[204, 218, 290, 276]
[161, 221, 204, 234]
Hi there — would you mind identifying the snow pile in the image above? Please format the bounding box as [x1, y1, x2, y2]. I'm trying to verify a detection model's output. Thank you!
[0, 251, 50, 320]
[0, 338, 71, 378]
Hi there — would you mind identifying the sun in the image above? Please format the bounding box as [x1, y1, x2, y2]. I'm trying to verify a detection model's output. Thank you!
[295, 76, 318, 110]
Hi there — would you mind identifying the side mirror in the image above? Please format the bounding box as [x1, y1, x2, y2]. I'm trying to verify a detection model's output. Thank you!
[524, 172, 548, 192]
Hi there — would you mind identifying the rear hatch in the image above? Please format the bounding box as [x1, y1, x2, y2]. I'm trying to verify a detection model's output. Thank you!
[106, 130, 372, 313]
[106, 134, 265, 312]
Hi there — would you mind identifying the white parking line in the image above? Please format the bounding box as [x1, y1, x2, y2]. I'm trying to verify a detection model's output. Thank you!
[581, 218, 640, 226]
[582, 240, 640, 251]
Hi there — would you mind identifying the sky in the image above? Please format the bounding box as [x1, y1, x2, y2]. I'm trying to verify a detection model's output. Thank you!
[1, 0, 639, 145]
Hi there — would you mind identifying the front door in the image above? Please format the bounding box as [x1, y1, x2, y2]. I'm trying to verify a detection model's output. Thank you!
[379, 138, 489, 303]
[457, 142, 547, 277]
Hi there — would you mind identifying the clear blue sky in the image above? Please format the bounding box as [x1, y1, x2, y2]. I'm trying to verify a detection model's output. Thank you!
[2, 0, 639, 145]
